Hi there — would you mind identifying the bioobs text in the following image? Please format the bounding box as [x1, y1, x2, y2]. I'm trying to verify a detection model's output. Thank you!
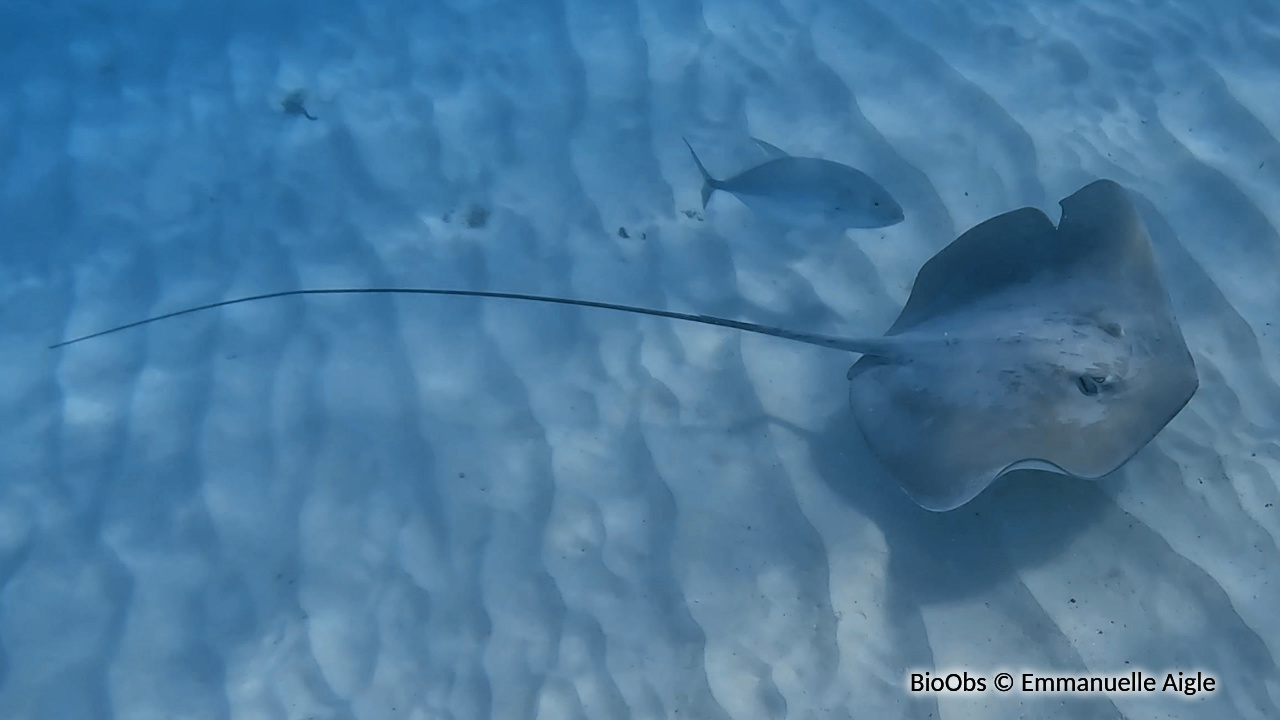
[908, 669, 1218, 697]
[910, 671, 985, 693]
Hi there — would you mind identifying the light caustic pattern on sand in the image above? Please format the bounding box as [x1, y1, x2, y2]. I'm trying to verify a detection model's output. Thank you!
[0, 0, 1278, 719]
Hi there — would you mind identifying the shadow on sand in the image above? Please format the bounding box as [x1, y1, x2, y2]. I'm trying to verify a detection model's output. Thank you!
[799, 410, 1129, 719]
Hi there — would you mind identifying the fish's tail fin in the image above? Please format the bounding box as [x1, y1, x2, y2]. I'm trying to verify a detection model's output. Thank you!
[682, 137, 717, 209]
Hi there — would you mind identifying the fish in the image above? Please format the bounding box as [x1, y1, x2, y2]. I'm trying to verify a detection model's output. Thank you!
[683, 137, 904, 230]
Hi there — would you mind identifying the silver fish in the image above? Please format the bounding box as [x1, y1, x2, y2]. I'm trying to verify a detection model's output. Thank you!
[683, 137, 905, 230]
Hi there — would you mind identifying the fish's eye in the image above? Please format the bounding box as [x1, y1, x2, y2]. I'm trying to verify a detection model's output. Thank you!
[1076, 374, 1108, 396]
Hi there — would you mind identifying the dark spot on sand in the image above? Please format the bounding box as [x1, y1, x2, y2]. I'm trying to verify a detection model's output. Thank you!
[280, 89, 318, 121]
[618, 226, 629, 238]
[463, 204, 490, 228]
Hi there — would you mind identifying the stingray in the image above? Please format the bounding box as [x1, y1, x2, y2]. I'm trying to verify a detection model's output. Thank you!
[50, 180, 1197, 511]
[683, 137, 905, 230]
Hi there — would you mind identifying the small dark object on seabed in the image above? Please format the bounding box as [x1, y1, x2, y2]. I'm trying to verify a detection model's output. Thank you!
[463, 204, 490, 228]
[281, 89, 318, 121]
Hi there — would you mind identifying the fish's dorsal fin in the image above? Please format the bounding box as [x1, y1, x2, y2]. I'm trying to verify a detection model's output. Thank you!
[751, 137, 791, 160]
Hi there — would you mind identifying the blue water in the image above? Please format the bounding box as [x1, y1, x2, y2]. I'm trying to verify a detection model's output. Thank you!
[1, 0, 1277, 718]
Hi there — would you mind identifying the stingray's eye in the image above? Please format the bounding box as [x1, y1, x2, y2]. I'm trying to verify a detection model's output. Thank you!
[1076, 374, 1108, 396]
[873, 200, 881, 206]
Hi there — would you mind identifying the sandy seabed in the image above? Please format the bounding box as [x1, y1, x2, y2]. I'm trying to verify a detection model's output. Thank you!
[1, 0, 1278, 718]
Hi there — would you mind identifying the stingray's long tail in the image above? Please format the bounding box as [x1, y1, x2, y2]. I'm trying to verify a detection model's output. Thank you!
[48, 287, 890, 356]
